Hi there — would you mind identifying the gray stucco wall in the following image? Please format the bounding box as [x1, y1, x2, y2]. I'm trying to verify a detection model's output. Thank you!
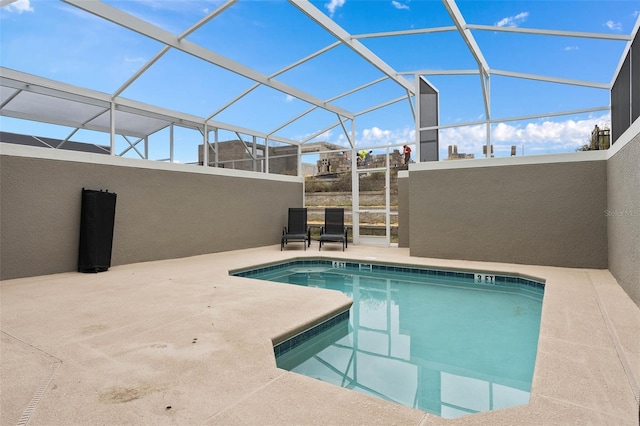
[408, 156, 608, 268]
[397, 173, 409, 248]
[607, 133, 640, 308]
[0, 149, 303, 280]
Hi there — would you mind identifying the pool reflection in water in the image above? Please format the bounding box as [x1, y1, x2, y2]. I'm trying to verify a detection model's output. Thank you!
[247, 264, 543, 419]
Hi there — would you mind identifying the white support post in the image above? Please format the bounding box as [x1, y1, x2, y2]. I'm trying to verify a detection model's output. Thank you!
[385, 146, 391, 245]
[203, 123, 209, 167]
[300, 142, 305, 206]
[351, 119, 359, 245]
[485, 120, 491, 158]
[252, 136, 257, 172]
[414, 74, 420, 162]
[214, 128, 219, 166]
[265, 137, 270, 174]
[169, 123, 174, 163]
[110, 101, 116, 155]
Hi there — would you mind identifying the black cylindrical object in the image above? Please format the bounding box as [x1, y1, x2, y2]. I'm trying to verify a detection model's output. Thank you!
[78, 189, 117, 273]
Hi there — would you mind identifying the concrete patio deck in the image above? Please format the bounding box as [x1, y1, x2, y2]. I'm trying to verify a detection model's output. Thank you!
[1, 245, 639, 425]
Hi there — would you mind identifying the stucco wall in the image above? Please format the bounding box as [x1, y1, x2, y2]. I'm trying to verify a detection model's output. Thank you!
[0, 145, 303, 280]
[407, 153, 608, 268]
[397, 172, 409, 248]
[607, 126, 640, 308]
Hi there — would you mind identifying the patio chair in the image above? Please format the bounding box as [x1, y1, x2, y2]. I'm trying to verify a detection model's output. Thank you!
[281, 208, 311, 250]
[319, 208, 348, 251]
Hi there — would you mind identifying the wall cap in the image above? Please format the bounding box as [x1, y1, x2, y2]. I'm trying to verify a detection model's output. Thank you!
[0, 142, 303, 183]
[409, 150, 608, 172]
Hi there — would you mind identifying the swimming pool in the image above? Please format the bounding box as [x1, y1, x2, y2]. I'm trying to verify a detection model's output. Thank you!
[232, 259, 544, 418]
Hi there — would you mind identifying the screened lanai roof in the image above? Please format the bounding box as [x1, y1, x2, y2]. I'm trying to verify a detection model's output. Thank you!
[1, 0, 639, 162]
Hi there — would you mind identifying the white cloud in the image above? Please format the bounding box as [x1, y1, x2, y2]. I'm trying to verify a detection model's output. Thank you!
[325, 0, 345, 17]
[4, 0, 34, 13]
[298, 129, 334, 143]
[307, 126, 415, 148]
[564, 46, 579, 51]
[440, 114, 610, 155]
[360, 126, 415, 146]
[285, 94, 295, 103]
[496, 11, 529, 28]
[317, 130, 333, 140]
[605, 20, 622, 31]
[305, 116, 610, 157]
[362, 127, 391, 142]
[391, 1, 410, 11]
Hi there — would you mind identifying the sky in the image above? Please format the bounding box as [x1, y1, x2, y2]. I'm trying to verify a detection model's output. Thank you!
[1, 0, 639, 163]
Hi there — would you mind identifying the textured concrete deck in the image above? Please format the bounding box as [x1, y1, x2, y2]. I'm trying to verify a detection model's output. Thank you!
[1, 245, 639, 425]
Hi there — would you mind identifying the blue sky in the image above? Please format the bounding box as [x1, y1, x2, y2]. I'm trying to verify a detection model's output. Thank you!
[1, 0, 639, 162]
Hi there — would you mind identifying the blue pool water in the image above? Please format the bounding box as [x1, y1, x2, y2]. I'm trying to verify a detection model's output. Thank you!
[233, 260, 544, 419]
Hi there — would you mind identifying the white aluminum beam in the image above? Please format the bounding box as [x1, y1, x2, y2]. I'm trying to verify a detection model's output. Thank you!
[271, 41, 342, 78]
[57, 128, 80, 149]
[120, 135, 145, 159]
[114, 96, 297, 144]
[610, 14, 640, 86]
[399, 69, 479, 76]
[442, 0, 491, 128]
[491, 69, 610, 89]
[113, 46, 170, 99]
[467, 24, 632, 41]
[300, 121, 342, 144]
[207, 41, 341, 120]
[57, 109, 111, 149]
[492, 105, 610, 124]
[267, 106, 317, 139]
[406, 89, 416, 122]
[417, 105, 610, 131]
[2, 67, 299, 144]
[0, 86, 21, 109]
[290, 0, 415, 94]
[337, 114, 353, 148]
[1, 68, 112, 108]
[355, 95, 406, 116]
[113, 1, 235, 98]
[326, 76, 389, 102]
[267, 76, 386, 137]
[442, 0, 490, 77]
[63, 0, 354, 120]
[207, 83, 261, 120]
[352, 26, 457, 39]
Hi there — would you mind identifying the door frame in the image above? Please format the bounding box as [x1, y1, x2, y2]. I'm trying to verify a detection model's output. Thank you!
[352, 148, 390, 246]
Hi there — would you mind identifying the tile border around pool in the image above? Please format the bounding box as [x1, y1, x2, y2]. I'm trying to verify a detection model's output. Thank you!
[230, 257, 546, 292]
[231, 257, 546, 357]
[272, 310, 350, 358]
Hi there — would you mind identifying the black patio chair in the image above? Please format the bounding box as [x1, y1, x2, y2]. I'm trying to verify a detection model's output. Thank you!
[281, 208, 311, 251]
[319, 208, 348, 251]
